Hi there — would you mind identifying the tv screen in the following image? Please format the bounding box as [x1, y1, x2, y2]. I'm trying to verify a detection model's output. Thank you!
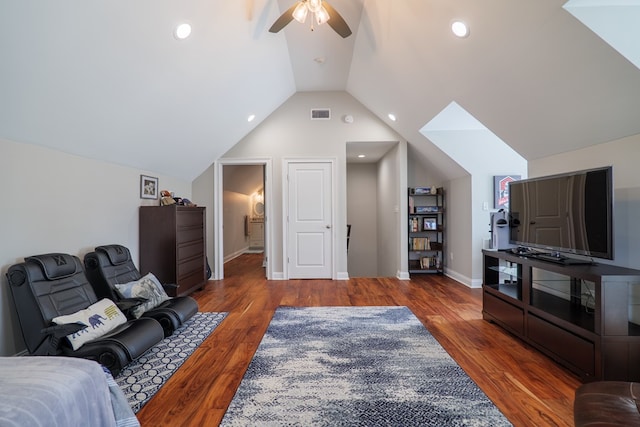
[508, 166, 613, 260]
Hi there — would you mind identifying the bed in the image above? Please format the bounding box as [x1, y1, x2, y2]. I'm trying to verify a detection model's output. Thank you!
[0, 356, 139, 427]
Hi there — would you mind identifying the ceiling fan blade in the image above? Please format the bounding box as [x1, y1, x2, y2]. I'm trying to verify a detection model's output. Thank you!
[269, 3, 300, 33]
[322, 1, 352, 38]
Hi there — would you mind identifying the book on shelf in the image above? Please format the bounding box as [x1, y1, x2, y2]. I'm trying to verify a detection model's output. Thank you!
[415, 206, 439, 214]
[419, 255, 441, 269]
[411, 187, 432, 195]
[410, 237, 431, 251]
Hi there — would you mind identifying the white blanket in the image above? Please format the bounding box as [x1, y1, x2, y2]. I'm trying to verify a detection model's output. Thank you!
[0, 356, 138, 427]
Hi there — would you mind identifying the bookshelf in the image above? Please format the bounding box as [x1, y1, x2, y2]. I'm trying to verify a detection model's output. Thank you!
[408, 187, 444, 275]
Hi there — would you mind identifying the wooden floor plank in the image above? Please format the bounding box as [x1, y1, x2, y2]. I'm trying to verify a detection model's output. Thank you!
[136, 253, 579, 427]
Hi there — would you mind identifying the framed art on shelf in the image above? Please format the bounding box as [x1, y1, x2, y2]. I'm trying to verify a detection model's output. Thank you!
[423, 218, 437, 230]
[140, 175, 158, 199]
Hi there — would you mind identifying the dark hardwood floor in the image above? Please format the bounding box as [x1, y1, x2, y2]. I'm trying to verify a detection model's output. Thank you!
[136, 253, 580, 426]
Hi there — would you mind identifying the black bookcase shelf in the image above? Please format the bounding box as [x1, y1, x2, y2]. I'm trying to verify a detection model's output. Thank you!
[408, 187, 444, 275]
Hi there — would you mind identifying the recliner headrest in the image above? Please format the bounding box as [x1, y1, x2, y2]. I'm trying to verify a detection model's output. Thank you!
[25, 253, 79, 280]
[96, 245, 131, 265]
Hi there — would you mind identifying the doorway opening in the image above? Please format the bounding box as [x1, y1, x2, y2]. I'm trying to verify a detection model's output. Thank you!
[214, 159, 272, 280]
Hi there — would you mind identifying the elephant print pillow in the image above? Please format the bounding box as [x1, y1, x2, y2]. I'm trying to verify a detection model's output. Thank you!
[53, 298, 127, 350]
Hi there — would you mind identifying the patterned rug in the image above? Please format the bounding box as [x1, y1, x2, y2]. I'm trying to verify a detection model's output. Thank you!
[115, 311, 227, 413]
[221, 306, 510, 426]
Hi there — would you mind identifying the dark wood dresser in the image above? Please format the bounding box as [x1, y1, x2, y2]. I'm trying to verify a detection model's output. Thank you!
[139, 205, 206, 297]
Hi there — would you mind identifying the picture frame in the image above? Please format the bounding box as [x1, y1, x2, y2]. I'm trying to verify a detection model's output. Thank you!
[493, 175, 521, 209]
[423, 218, 437, 230]
[140, 175, 158, 199]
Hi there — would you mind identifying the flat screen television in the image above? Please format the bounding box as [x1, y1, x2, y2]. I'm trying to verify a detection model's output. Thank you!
[508, 166, 613, 263]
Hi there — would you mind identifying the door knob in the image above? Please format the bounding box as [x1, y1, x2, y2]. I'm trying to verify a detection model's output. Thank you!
[326, 225, 331, 229]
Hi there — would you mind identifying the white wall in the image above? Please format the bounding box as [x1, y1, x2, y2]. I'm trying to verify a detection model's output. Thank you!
[529, 133, 640, 269]
[0, 137, 191, 356]
[193, 164, 214, 268]
[223, 191, 251, 260]
[420, 129, 527, 287]
[221, 91, 406, 279]
[377, 143, 406, 277]
[347, 163, 378, 277]
[445, 175, 473, 284]
[407, 144, 443, 189]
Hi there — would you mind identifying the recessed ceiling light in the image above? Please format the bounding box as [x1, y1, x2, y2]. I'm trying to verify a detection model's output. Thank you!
[175, 23, 192, 40]
[451, 21, 469, 38]
[247, 114, 256, 122]
[358, 154, 366, 158]
[388, 113, 397, 121]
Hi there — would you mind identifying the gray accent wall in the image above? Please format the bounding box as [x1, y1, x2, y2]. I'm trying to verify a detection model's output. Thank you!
[0, 137, 192, 356]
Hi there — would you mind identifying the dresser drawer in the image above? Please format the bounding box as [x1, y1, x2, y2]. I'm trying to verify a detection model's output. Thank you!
[528, 313, 595, 377]
[178, 240, 204, 262]
[177, 209, 204, 228]
[483, 291, 524, 335]
[178, 256, 205, 277]
[177, 227, 204, 244]
[175, 270, 205, 296]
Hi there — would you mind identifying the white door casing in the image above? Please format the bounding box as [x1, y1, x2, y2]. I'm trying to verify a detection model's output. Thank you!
[214, 158, 273, 280]
[286, 161, 333, 279]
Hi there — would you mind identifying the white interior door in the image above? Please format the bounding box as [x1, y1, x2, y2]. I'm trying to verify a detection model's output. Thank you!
[287, 162, 333, 279]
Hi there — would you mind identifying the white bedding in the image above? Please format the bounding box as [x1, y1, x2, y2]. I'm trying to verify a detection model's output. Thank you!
[0, 356, 139, 427]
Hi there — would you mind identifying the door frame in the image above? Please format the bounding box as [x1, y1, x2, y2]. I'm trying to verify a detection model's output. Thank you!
[213, 158, 273, 280]
[282, 158, 337, 280]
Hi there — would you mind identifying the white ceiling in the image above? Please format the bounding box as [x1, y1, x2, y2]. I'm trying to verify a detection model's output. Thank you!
[1, 0, 639, 181]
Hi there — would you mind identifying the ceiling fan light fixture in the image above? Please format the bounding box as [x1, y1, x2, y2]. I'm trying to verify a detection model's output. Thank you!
[268, 0, 351, 38]
[315, 6, 330, 25]
[308, 0, 322, 13]
[292, 2, 308, 24]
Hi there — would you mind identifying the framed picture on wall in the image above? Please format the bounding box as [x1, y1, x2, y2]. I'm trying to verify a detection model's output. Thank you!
[494, 175, 520, 210]
[140, 175, 158, 199]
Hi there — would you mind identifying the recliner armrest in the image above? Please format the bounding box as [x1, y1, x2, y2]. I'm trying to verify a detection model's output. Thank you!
[35, 323, 87, 356]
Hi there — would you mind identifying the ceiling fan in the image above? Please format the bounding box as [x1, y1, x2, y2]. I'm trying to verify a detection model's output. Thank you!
[269, 0, 352, 38]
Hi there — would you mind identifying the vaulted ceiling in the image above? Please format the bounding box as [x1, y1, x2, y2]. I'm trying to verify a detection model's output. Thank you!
[1, 0, 639, 181]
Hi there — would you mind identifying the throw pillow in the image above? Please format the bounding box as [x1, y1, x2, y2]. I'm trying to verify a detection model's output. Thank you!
[52, 299, 127, 351]
[115, 273, 170, 319]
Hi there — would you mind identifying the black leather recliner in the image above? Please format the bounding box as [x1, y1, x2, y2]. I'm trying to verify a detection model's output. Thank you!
[6, 253, 165, 376]
[83, 244, 198, 337]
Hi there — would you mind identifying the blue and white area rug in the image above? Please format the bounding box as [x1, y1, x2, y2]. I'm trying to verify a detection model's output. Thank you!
[115, 311, 227, 413]
[221, 306, 510, 426]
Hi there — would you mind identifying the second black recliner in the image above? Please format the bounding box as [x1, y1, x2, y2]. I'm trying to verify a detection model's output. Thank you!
[84, 244, 198, 337]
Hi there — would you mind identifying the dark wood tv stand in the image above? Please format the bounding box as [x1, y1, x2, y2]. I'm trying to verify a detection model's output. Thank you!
[482, 249, 640, 382]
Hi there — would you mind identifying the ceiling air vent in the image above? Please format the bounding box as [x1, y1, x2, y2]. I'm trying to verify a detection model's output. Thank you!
[311, 108, 331, 120]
